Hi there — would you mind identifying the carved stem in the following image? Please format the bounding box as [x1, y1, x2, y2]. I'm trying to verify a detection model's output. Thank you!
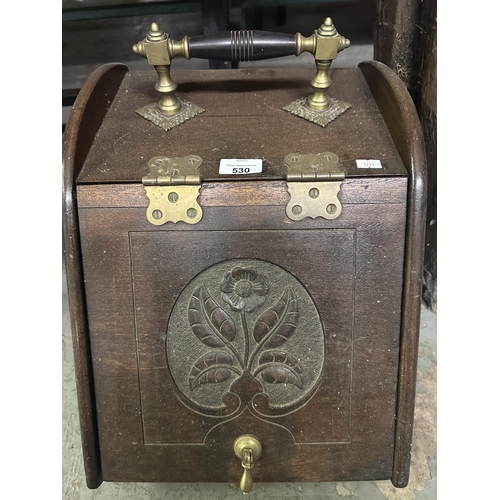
[223, 338, 245, 372]
[199, 294, 246, 370]
[241, 311, 250, 367]
[247, 291, 292, 372]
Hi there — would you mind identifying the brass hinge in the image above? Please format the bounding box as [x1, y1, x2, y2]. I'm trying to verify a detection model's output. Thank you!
[285, 152, 345, 221]
[142, 155, 203, 225]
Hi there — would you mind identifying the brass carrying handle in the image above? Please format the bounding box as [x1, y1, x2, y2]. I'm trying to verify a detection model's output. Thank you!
[132, 18, 350, 64]
[132, 18, 350, 117]
[233, 435, 262, 494]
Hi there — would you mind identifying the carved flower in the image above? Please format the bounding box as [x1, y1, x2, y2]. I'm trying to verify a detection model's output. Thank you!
[221, 267, 269, 312]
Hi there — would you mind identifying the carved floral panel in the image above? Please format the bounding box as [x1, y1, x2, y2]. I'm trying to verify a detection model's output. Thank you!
[166, 259, 325, 418]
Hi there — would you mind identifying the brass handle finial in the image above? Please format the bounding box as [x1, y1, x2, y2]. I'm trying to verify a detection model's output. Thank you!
[234, 435, 262, 494]
[147, 22, 167, 42]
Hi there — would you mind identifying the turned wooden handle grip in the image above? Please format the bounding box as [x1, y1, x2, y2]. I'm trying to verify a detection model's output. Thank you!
[188, 31, 297, 61]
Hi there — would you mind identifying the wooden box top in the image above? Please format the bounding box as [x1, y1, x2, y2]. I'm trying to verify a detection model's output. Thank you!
[77, 67, 408, 184]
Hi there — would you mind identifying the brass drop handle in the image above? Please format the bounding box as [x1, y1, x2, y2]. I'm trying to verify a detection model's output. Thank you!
[233, 435, 262, 494]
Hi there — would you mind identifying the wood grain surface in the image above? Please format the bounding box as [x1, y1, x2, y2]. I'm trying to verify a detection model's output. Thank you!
[76, 68, 407, 184]
[359, 61, 427, 487]
[76, 177, 407, 209]
[63, 62, 128, 488]
[79, 194, 407, 483]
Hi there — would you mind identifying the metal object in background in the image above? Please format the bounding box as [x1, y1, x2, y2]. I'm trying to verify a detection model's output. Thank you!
[62, 0, 201, 22]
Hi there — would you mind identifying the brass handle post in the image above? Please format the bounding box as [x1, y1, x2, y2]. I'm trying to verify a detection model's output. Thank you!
[297, 17, 350, 112]
[132, 23, 202, 131]
[132, 23, 187, 116]
[285, 18, 351, 125]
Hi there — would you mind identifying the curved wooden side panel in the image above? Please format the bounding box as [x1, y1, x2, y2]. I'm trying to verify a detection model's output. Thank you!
[358, 60, 428, 488]
[63, 63, 128, 488]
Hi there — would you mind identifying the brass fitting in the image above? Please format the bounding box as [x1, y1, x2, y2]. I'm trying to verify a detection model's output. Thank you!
[132, 23, 190, 116]
[133, 18, 350, 128]
[296, 17, 350, 60]
[296, 17, 351, 112]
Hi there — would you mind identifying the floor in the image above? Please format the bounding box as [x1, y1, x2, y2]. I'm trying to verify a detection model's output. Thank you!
[62, 3, 437, 498]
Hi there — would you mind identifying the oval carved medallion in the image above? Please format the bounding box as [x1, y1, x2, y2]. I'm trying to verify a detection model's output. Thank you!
[166, 259, 324, 417]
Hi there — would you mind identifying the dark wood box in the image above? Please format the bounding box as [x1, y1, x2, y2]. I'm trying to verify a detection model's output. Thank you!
[63, 62, 426, 490]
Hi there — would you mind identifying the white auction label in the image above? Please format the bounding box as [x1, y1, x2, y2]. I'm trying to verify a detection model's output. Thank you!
[356, 159, 383, 169]
[219, 158, 262, 174]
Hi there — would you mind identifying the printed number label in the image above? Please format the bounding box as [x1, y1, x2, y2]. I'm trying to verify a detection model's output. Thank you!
[356, 159, 382, 169]
[219, 159, 262, 174]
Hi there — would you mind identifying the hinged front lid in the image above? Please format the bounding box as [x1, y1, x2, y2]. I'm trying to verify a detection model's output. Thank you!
[76, 68, 408, 186]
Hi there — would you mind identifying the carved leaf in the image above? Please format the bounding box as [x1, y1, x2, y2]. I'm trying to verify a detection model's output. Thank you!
[188, 285, 236, 347]
[259, 365, 303, 389]
[258, 351, 303, 374]
[253, 289, 298, 348]
[189, 351, 235, 390]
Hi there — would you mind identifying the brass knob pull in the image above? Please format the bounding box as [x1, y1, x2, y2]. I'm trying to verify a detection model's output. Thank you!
[233, 435, 262, 494]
